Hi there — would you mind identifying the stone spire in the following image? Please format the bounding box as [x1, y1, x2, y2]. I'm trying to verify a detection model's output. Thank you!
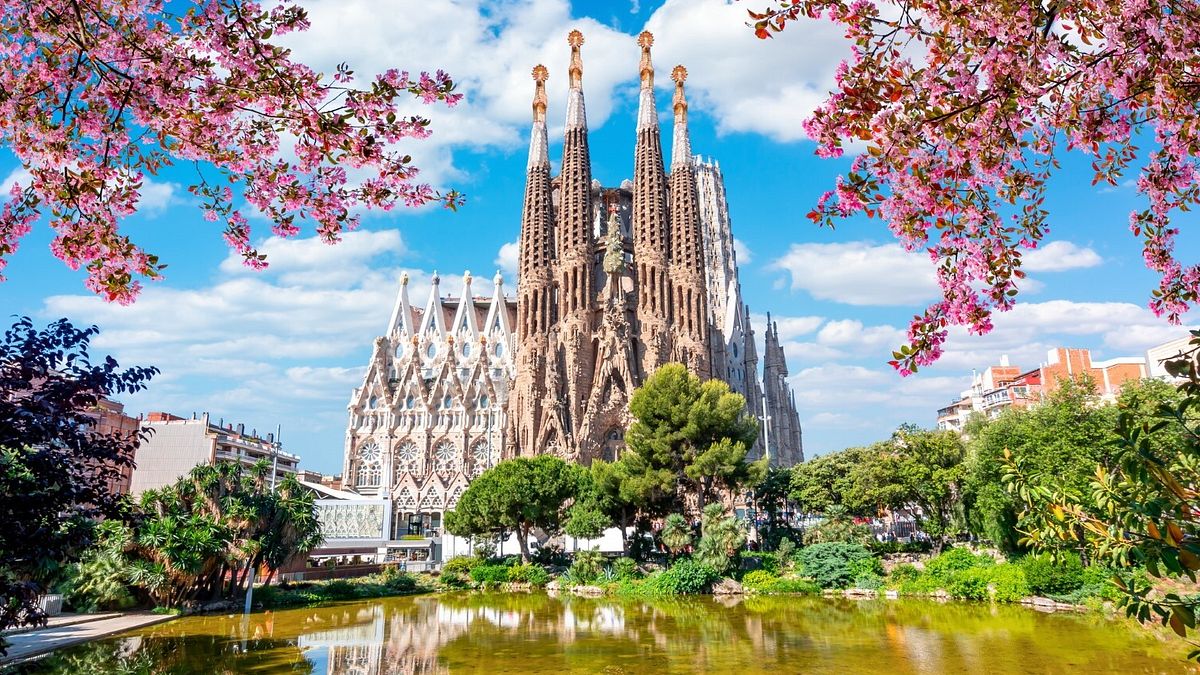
[517, 65, 555, 338]
[632, 31, 671, 372]
[554, 29, 597, 454]
[762, 315, 804, 466]
[670, 65, 692, 167]
[511, 66, 558, 456]
[667, 64, 709, 377]
[387, 271, 415, 336]
[559, 30, 594, 263]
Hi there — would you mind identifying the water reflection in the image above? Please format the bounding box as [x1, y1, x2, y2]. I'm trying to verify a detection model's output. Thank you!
[13, 593, 1191, 674]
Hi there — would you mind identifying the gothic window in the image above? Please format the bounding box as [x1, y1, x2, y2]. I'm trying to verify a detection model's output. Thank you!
[355, 441, 382, 487]
[601, 428, 625, 463]
[462, 342, 472, 358]
[470, 440, 491, 477]
[443, 395, 453, 409]
[494, 342, 504, 357]
[433, 441, 459, 474]
[478, 394, 490, 409]
[394, 441, 420, 476]
[368, 395, 377, 409]
[426, 343, 437, 358]
[405, 395, 415, 409]
[395, 342, 405, 358]
[732, 342, 739, 358]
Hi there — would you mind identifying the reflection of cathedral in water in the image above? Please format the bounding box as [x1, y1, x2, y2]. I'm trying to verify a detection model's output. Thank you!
[302, 598, 633, 675]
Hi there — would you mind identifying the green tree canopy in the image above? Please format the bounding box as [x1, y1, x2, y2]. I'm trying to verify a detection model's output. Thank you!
[445, 455, 581, 562]
[624, 364, 764, 511]
[962, 377, 1120, 552]
[0, 317, 155, 647]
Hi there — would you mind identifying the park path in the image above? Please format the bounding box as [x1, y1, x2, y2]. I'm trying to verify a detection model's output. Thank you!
[0, 612, 176, 666]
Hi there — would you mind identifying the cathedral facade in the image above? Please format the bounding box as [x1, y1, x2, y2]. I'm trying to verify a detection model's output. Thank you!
[341, 31, 803, 548]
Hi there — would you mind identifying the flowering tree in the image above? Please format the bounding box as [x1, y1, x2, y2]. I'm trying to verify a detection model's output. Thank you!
[750, 1, 1199, 373]
[0, 0, 462, 303]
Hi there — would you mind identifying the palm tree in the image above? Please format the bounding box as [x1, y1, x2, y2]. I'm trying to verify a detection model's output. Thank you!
[660, 514, 693, 560]
[695, 503, 746, 575]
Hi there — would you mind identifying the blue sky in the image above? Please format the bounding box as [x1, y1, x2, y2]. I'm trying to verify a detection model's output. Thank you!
[1, 0, 1196, 474]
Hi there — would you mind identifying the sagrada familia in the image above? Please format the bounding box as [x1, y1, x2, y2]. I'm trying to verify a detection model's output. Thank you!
[341, 31, 803, 535]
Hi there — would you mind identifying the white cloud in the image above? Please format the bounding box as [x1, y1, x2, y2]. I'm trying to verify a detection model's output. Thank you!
[769, 241, 938, 306]
[733, 238, 752, 264]
[644, 0, 848, 142]
[1, 167, 32, 195]
[218, 229, 407, 288]
[278, 0, 644, 189]
[1023, 241, 1103, 272]
[751, 312, 824, 341]
[137, 179, 182, 215]
[36, 231, 479, 472]
[495, 241, 519, 280]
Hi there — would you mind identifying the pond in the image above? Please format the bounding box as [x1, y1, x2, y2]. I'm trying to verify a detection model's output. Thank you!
[8, 592, 1192, 674]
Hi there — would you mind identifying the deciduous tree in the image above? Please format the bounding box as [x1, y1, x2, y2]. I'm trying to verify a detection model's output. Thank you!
[444, 455, 580, 563]
[749, 1, 1199, 373]
[0, 0, 462, 302]
[0, 317, 154, 650]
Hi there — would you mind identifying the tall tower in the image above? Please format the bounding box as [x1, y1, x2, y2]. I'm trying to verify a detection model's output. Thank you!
[762, 316, 804, 465]
[555, 29, 598, 453]
[631, 31, 671, 375]
[510, 64, 558, 457]
[667, 65, 710, 378]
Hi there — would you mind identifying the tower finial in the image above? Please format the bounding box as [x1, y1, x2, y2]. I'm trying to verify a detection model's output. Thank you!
[671, 65, 688, 117]
[638, 31, 654, 89]
[531, 65, 548, 123]
[568, 30, 584, 88]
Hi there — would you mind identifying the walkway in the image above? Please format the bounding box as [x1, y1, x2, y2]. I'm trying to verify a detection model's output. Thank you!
[0, 612, 176, 666]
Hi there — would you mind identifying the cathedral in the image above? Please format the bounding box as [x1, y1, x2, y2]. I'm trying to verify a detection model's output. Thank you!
[341, 31, 803, 545]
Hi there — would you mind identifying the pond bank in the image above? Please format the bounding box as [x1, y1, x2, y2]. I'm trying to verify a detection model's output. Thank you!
[0, 612, 176, 667]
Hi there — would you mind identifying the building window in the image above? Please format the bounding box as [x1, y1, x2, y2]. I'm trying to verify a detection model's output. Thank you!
[494, 343, 504, 357]
[462, 342, 472, 357]
[396, 342, 405, 358]
[405, 395, 415, 409]
[426, 343, 437, 358]
[478, 395, 489, 409]
[368, 395, 378, 409]
[434, 441, 459, 474]
[394, 441, 420, 476]
[470, 440, 491, 477]
[355, 441, 382, 487]
[443, 395, 453, 409]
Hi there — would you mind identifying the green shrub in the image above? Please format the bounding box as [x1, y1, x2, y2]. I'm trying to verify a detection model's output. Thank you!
[646, 558, 719, 595]
[507, 563, 550, 586]
[924, 547, 988, 580]
[64, 551, 137, 612]
[1020, 553, 1084, 596]
[767, 578, 821, 594]
[470, 564, 510, 587]
[570, 548, 606, 583]
[443, 555, 483, 577]
[383, 572, 417, 593]
[853, 574, 883, 590]
[611, 557, 640, 580]
[796, 542, 875, 589]
[947, 565, 1028, 602]
[848, 556, 884, 579]
[741, 569, 778, 591]
[322, 579, 359, 600]
[888, 563, 923, 586]
[986, 565, 1030, 602]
